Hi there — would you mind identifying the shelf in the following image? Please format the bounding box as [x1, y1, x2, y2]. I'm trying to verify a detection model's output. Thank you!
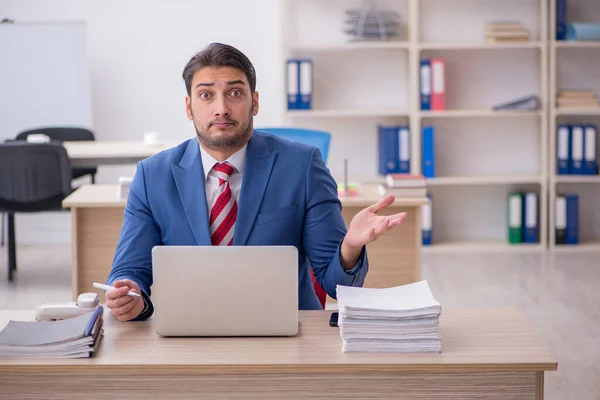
[286, 109, 408, 118]
[554, 108, 600, 116]
[419, 110, 541, 118]
[422, 240, 544, 254]
[290, 41, 409, 52]
[426, 176, 542, 186]
[552, 242, 600, 252]
[554, 175, 600, 184]
[554, 41, 600, 49]
[284, 0, 551, 250]
[420, 41, 543, 51]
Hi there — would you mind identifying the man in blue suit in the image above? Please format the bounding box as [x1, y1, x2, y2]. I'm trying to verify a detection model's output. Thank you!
[105, 43, 407, 321]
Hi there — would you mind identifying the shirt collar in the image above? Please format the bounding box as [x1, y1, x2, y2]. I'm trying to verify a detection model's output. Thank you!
[199, 140, 247, 180]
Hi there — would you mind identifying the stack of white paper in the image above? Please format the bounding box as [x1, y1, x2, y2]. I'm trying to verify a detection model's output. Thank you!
[336, 280, 442, 353]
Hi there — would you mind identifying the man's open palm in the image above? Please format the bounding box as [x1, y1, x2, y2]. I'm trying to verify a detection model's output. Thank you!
[344, 195, 407, 248]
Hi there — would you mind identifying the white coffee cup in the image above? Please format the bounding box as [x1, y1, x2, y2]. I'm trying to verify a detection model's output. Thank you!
[27, 133, 50, 143]
[143, 131, 160, 145]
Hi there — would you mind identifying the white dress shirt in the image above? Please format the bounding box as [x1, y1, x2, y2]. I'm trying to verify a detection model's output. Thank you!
[199, 142, 246, 212]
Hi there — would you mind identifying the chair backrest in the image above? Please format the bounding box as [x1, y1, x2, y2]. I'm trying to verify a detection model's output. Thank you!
[259, 128, 331, 164]
[15, 127, 95, 142]
[0, 142, 72, 212]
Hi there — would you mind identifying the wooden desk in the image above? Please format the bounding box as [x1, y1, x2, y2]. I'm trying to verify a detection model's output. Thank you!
[63, 184, 427, 301]
[63, 141, 178, 167]
[0, 308, 557, 399]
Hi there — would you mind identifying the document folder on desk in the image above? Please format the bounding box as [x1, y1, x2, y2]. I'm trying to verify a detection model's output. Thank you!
[0, 305, 104, 358]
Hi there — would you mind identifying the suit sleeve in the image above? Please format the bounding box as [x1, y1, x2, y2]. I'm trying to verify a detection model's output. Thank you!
[106, 161, 160, 320]
[302, 148, 368, 299]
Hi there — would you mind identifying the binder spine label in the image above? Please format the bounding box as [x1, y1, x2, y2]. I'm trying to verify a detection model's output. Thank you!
[420, 60, 431, 110]
[286, 60, 299, 110]
[523, 193, 538, 243]
[399, 127, 410, 173]
[584, 125, 597, 175]
[571, 126, 584, 174]
[555, 196, 567, 244]
[421, 195, 433, 245]
[508, 194, 523, 244]
[557, 125, 570, 175]
[299, 60, 312, 110]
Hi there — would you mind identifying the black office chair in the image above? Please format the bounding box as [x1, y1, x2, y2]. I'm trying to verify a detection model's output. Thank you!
[0, 141, 72, 281]
[15, 127, 98, 184]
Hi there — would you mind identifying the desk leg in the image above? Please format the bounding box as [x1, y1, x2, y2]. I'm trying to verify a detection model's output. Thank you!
[341, 205, 421, 288]
[71, 207, 124, 299]
[536, 371, 544, 400]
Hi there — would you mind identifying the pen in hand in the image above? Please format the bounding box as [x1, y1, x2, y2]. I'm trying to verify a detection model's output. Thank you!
[93, 282, 142, 297]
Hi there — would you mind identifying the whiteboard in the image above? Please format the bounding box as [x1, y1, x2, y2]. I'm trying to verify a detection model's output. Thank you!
[0, 21, 93, 142]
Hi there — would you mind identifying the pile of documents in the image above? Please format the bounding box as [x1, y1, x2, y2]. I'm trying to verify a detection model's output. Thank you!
[378, 173, 427, 198]
[556, 90, 600, 110]
[344, 4, 402, 41]
[0, 306, 104, 358]
[336, 280, 442, 353]
[484, 22, 530, 43]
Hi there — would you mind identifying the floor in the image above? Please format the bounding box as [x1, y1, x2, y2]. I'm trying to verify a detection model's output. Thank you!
[0, 243, 598, 399]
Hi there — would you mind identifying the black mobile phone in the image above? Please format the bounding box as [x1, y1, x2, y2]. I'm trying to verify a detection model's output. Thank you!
[329, 311, 339, 327]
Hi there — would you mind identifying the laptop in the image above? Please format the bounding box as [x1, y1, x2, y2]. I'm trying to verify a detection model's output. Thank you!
[151, 245, 299, 337]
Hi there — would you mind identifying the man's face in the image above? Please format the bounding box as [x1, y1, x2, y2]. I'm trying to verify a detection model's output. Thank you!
[186, 66, 259, 151]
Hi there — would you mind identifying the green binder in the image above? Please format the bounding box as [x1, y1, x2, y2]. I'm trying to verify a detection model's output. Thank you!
[508, 193, 523, 244]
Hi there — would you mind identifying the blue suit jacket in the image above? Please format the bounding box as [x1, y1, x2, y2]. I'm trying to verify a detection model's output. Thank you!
[106, 130, 368, 319]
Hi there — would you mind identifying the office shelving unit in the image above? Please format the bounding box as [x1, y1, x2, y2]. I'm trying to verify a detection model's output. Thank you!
[280, 0, 549, 252]
[549, 0, 600, 252]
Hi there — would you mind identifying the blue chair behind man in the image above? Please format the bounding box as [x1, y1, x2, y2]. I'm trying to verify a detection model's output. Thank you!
[259, 128, 331, 163]
[258, 127, 332, 309]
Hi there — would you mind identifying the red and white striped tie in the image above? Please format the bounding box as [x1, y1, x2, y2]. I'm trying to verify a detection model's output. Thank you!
[209, 162, 237, 246]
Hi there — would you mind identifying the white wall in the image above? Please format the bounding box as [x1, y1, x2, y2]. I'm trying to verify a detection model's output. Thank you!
[0, 0, 284, 244]
[1, 0, 285, 184]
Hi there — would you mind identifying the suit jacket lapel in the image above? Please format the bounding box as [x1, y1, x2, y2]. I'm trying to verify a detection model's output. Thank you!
[234, 132, 276, 245]
[171, 139, 211, 245]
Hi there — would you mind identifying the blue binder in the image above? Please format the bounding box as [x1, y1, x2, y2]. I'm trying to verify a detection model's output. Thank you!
[286, 59, 299, 110]
[570, 125, 585, 175]
[398, 126, 410, 173]
[421, 126, 435, 178]
[584, 125, 597, 175]
[298, 59, 313, 110]
[565, 194, 579, 244]
[378, 125, 399, 175]
[522, 192, 538, 243]
[419, 59, 431, 110]
[557, 124, 571, 175]
[421, 195, 433, 246]
[556, 0, 567, 40]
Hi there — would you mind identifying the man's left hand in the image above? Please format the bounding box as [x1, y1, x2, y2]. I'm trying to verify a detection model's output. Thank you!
[343, 195, 407, 252]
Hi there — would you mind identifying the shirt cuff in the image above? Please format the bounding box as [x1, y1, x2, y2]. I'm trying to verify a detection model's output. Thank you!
[339, 243, 366, 275]
[132, 289, 153, 321]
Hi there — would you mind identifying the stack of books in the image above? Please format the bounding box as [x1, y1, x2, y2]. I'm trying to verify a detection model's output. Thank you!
[484, 22, 530, 43]
[336, 280, 442, 353]
[0, 306, 104, 358]
[556, 90, 600, 110]
[378, 173, 427, 197]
